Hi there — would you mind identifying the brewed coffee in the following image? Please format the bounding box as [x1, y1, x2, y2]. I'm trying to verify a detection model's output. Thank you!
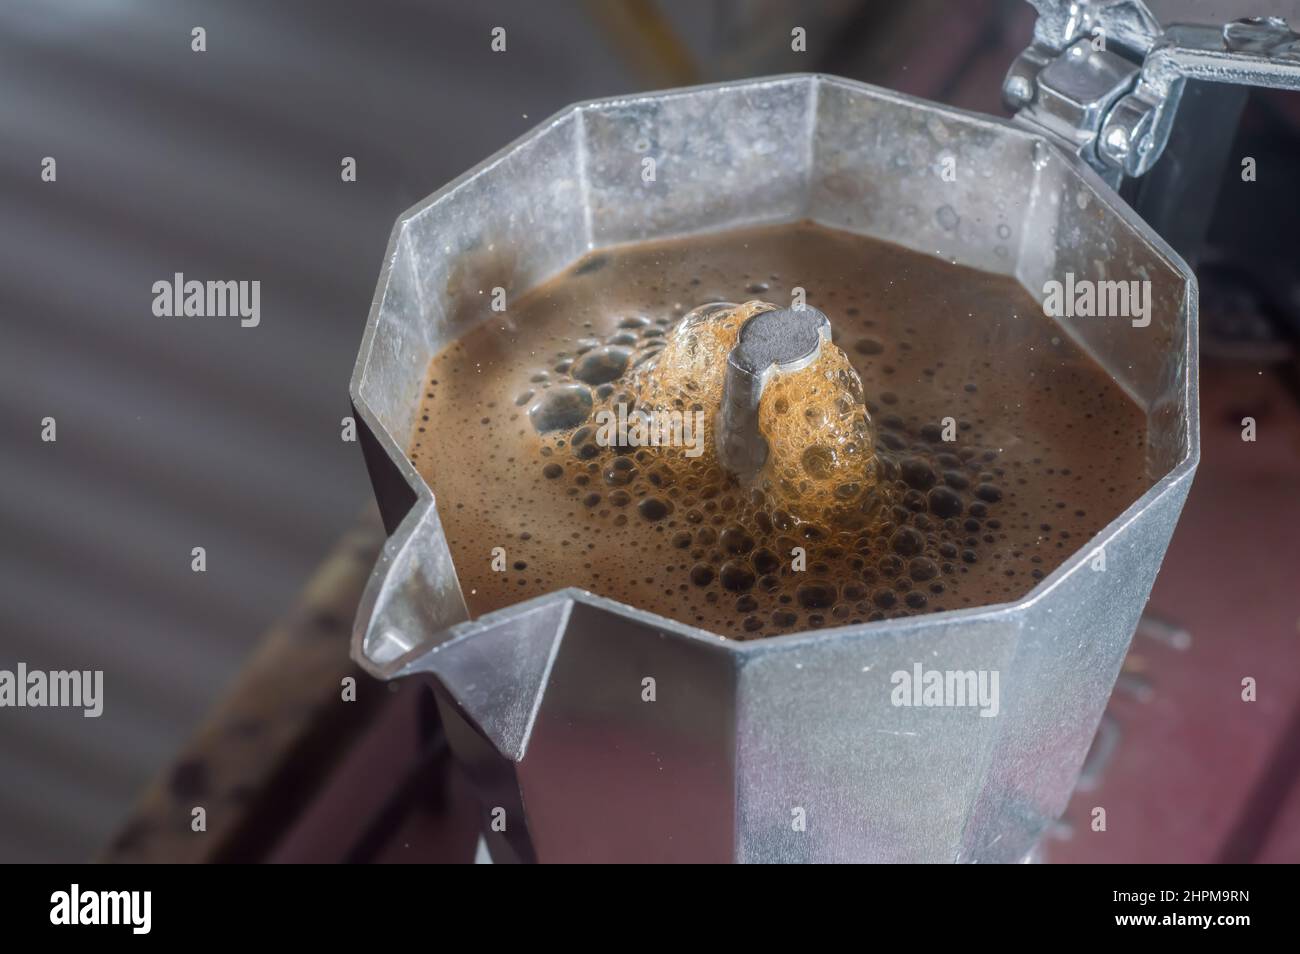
[410, 221, 1149, 639]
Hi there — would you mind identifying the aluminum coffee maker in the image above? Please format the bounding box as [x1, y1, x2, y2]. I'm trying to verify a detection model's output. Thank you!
[349, 2, 1300, 861]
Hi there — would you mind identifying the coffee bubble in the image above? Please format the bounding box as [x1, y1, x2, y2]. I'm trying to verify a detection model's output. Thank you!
[529, 384, 592, 433]
[409, 221, 1149, 640]
[572, 345, 632, 385]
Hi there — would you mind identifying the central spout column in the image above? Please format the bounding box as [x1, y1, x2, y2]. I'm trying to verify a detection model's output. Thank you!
[715, 306, 832, 480]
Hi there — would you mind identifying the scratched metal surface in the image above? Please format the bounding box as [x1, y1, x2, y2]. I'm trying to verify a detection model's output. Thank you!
[349, 69, 1197, 862]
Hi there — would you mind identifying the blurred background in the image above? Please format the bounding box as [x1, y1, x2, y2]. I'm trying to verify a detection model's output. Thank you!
[1, 0, 1297, 863]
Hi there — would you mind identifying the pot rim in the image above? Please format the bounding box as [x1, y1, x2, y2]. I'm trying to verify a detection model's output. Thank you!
[349, 72, 1201, 678]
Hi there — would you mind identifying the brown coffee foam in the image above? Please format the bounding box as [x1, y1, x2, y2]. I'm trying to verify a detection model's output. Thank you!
[408, 221, 1150, 639]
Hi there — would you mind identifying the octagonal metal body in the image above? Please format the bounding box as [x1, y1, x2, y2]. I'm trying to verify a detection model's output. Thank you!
[349, 74, 1198, 863]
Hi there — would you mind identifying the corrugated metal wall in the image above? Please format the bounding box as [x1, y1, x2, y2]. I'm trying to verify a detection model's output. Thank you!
[0, 0, 635, 862]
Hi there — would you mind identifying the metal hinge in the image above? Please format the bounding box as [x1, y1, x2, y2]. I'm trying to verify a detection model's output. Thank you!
[1005, 1, 1300, 185]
